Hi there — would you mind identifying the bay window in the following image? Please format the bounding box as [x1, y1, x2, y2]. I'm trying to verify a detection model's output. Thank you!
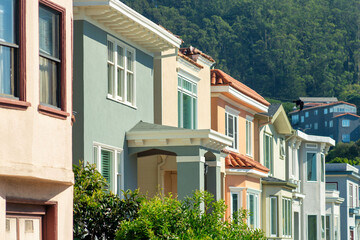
[270, 196, 277, 236]
[0, 0, 19, 98]
[247, 191, 259, 228]
[39, 4, 61, 107]
[307, 152, 317, 181]
[282, 198, 292, 237]
[246, 119, 252, 155]
[264, 134, 273, 175]
[178, 75, 197, 129]
[225, 111, 238, 150]
[107, 37, 135, 106]
[93, 143, 123, 196]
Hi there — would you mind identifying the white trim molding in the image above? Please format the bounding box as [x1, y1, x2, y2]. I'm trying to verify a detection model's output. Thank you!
[226, 168, 268, 178]
[176, 156, 205, 163]
[225, 105, 240, 116]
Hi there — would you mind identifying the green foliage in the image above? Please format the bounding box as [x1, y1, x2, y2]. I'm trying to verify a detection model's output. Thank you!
[122, 0, 360, 103]
[116, 191, 265, 240]
[73, 162, 143, 240]
[266, 98, 295, 115]
[326, 140, 360, 165]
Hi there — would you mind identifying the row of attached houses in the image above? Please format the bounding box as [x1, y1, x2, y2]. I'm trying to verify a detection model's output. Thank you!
[0, 0, 355, 239]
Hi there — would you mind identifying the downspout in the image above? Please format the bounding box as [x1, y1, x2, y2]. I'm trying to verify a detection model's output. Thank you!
[158, 155, 167, 195]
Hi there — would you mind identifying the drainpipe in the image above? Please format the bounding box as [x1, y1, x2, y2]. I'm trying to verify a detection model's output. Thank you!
[158, 155, 167, 195]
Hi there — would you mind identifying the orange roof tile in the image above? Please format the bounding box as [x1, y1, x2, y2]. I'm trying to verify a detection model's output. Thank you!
[179, 46, 215, 62]
[211, 69, 270, 107]
[289, 101, 357, 114]
[334, 113, 360, 118]
[178, 52, 204, 69]
[223, 149, 269, 173]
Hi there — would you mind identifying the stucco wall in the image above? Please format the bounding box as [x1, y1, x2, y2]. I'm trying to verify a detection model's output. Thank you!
[72, 20, 155, 190]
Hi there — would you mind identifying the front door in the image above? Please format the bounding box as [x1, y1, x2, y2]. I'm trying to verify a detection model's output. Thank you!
[6, 216, 42, 240]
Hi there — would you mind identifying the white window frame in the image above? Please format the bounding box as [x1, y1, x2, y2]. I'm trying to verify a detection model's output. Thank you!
[270, 196, 278, 237]
[342, 119, 350, 127]
[282, 198, 292, 237]
[246, 115, 253, 156]
[225, 106, 239, 151]
[107, 36, 136, 108]
[264, 133, 273, 175]
[93, 142, 124, 197]
[349, 183, 354, 208]
[178, 73, 198, 129]
[246, 188, 260, 229]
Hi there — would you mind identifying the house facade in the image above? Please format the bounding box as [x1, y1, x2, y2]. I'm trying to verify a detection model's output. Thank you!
[326, 163, 360, 240]
[290, 99, 360, 143]
[72, 0, 182, 194]
[0, 0, 74, 239]
[257, 104, 296, 239]
[325, 187, 344, 240]
[210, 69, 270, 225]
[294, 131, 335, 240]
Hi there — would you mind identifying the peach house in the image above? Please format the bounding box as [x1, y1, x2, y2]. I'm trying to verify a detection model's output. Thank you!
[210, 69, 270, 227]
[0, 0, 74, 239]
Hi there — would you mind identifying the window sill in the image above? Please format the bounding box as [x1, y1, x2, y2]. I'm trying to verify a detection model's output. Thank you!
[225, 146, 239, 153]
[0, 97, 31, 110]
[106, 96, 137, 110]
[38, 104, 70, 120]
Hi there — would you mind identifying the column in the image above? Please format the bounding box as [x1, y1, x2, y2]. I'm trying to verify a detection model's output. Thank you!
[206, 160, 221, 201]
[176, 156, 204, 200]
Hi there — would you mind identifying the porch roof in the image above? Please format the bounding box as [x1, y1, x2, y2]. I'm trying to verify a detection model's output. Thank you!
[262, 176, 297, 189]
[126, 121, 232, 151]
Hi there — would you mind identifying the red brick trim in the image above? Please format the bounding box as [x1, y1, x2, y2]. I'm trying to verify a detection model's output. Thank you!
[39, 0, 67, 114]
[0, 97, 30, 110]
[38, 104, 70, 119]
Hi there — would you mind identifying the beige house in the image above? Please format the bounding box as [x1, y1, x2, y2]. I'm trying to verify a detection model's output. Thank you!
[0, 0, 74, 239]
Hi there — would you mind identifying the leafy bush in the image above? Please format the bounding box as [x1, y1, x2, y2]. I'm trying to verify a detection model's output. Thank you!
[73, 162, 143, 240]
[116, 191, 265, 240]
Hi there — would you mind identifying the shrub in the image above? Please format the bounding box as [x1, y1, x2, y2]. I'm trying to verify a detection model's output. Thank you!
[116, 191, 265, 240]
[73, 162, 143, 240]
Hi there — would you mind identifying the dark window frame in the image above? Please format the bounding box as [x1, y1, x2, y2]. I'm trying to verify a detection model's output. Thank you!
[0, 0, 30, 110]
[38, 0, 69, 120]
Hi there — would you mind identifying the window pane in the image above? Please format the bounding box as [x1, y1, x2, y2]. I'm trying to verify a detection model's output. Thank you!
[228, 115, 234, 138]
[307, 153, 317, 181]
[117, 68, 124, 98]
[117, 46, 123, 67]
[234, 116, 237, 149]
[5, 217, 17, 240]
[107, 41, 113, 62]
[40, 56, 59, 107]
[270, 197, 277, 235]
[183, 79, 192, 92]
[192, 98, 197, 129]
[178, 91, 181, 127]
[308, 215, 317, 240]
[0, 0, 16, 43]
[249, 194, 255, 228]
[0, 46, 17, 96]
[232, 193, 238, 214]
[126, 72, 133, 103]
[117, 152, 121, 195]
[326, 216, 330, 240]
[107, 63, 114, 95]
[127, 50, 133, 71]
[39, 6, 59, 58]
[182, 93, 192, 129]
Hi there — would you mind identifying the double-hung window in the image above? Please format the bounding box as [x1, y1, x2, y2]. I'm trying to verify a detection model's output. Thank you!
[246, 118, 252, 155]
[225, 110, 238, 150]
[247, 191, 259, 229]
[93, 143, 123, 196]
[230, 192, 240, 219]
[107, 38, 135, 106]
[178, 75, 197, 129]
[270, 196, 278, 237]
[282, 198, 292, 237]
[264, 133, 273, 175]
[0, 0, 20, 98]
[308, 215, 317, 240]
[307, 152, 317, 181]
[39, 4, 62, 108]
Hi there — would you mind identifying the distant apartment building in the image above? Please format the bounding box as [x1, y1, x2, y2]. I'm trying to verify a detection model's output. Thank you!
[289, 97, 360, 143]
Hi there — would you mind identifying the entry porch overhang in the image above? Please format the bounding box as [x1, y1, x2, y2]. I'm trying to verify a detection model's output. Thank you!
[126, 121, 232, 152]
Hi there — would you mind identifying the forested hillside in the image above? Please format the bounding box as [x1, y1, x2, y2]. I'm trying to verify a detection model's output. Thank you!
[122, 0, 360, 104]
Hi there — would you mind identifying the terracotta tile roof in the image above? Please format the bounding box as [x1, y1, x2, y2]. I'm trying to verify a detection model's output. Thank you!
[334, 113, 360, 118]
[178, 52, 203, 69]
[289, 101, 356, 114]
[179, 46, 215, 62]
[223, 149, 269, 173]
[211, 69, 270, 107]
